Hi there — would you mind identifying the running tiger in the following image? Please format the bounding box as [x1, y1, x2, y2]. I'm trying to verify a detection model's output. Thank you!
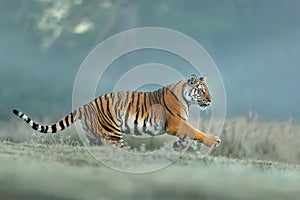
[13, 74, 220, 149]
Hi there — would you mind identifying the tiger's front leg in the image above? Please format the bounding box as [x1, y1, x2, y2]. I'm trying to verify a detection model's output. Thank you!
[166, 119, 221, 148]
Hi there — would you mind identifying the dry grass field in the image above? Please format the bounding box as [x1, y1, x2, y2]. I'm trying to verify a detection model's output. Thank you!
[0, 115, 299, 200]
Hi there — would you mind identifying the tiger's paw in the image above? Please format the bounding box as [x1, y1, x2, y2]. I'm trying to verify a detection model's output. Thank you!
[172, 142, 188, 151]
[172, 138, 189, 151]
[203, 134, 221, 148]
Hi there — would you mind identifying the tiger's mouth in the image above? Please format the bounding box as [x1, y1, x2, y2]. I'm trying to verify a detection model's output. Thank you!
[199, 103, 210, 110]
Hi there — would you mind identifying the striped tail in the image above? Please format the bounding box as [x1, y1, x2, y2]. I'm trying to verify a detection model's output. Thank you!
[12, 109, 80, 133]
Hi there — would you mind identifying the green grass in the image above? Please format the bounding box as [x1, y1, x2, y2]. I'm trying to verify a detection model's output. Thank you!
[0, 140, 299, 200]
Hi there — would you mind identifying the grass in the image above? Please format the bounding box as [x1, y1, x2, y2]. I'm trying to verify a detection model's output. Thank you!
[210, 115, 300, 164]
[1, 116, 300, 199]
[3, 114, 300, 164]
[0, 140, 300, 200]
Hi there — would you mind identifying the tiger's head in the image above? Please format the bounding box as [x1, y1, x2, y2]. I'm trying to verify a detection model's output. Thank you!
[184, 74, 212, 110]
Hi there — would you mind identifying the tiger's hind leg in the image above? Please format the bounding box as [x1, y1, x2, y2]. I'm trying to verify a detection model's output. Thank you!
[101, 133, 125, 148]
[80, 121, 124, 147]
[80, 119, 103, 146]
[81, 114, 125, 148]
[86, 131, 103, 146]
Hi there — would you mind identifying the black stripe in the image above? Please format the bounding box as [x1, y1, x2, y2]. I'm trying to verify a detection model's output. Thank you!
[113, 94, 122, 122]
[51, 124, 57, 133]
[94, 99, 102, 115]
[124, 91, 129, 103]
[59, 120, 65, 129]
[124, 92, 135, 115]
[70, 113, 74, 123]
[105, 96, 119, 128]
[117, 109, 122, 124]
[114, 105, 122, 123]
[97, 99, 119, 132]
[45, 126, 49, 133]
[141, 92, 146, 116]
[133, 93, 141, 135]
[134, 114, 141, 136]
[25, 117, 31, 123]
[162, 95, 175, 117]
[166, 88, 188, 116]
[94, 100, 120, 133]
[177, 113, 187, 121]
[135, 93, 140, 112]
[83, 105, 93, 132]
[144, 92, 150, 109]
[124, 107, 131, 134]
[20, 113, 24, 118]
[102, 113, 120, 133]
[111, 93, 115, 105]
[94, 100, 105, 123]
[142, 118, 154, 136]
[32, 122, 38, 130]
[134, 115, 139, 126]
[164, 121, 168, 129]
[152, 91, 157, 104]
[12, 109, 19, 116]
[107, 132, 121, 137]
[143, 119, 147, 132]
[117, 92, 123, 108]
[99, 98, 111, 123]
[148, 92, 153, 107]
[102, 124, 115, 133]
[40, 126, 44, 132]
[160, 87, 165, 100]
[150, 91, 157, 104]
[106, 134, 122, 141]
[171, 81, 182, 91]
[160, 89, 167, 120]
[130, 92, 135, 106]
[85, 104, 92, 119]
[114, 94, 120, 109]
[104, 93, 109, 100]
[147, 93, 153, 127]
[155, 90, 161, 103]
[65, 115, 70, 126]
[73, 109, 78, 119]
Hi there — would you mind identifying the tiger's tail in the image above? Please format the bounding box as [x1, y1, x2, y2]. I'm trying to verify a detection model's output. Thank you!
[12, 109, 81, 133]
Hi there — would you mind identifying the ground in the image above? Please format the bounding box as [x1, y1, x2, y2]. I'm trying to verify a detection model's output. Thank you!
[0, 140, 299, 200]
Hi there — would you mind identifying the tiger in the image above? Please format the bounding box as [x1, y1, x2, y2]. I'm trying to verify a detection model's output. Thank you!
[13, 74, 221, 150]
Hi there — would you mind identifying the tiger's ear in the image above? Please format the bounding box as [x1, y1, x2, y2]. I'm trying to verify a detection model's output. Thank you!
[200, 75, 207, 82]
[188, 74, 198, 86]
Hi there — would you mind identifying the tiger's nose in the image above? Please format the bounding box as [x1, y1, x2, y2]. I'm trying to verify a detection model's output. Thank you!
[207, 96, 212, 103]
